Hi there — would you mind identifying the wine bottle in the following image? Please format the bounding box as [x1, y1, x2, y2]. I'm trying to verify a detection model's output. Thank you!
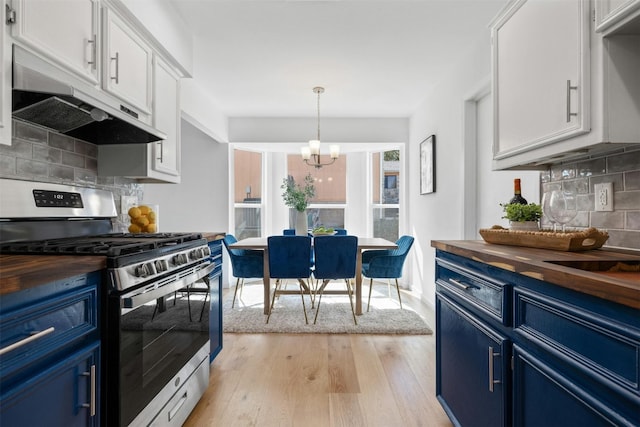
[509, 178, 528, 205]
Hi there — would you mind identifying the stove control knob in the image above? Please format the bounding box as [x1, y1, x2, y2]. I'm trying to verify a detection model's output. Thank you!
[173, 253, 188, 265]
[155, 259, 169, 272]
[135, 263, 154, 277]
[189, 249, 199, 261]
[202, 246, 211, 257]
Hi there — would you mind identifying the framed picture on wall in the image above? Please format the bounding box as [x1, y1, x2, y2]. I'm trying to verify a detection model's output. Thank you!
[420, 135, 436, 195]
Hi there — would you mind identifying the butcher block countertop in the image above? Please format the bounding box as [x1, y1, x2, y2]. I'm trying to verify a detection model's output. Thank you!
[431, 240, 640, 310]
[0, 254, 107, 296]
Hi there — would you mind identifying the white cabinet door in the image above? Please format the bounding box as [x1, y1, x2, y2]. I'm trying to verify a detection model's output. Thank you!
[102, 8, 152, 115]
[595, 0, 640, 34]
[492, 0, 590, 160]
[1, 2, 11, 145]
[152, 56, 180, 178]
[11, 0, 99, 85]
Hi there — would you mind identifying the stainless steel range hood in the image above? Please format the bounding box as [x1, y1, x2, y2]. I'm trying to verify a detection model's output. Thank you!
[12, 45, 165, 144]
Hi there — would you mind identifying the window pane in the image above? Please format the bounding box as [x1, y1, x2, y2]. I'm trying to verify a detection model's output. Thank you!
[235, 207, 261, 239]
[305, 208, 345, 230]
[287, 154, 346, 204]
[373, 207, 398, 242]
[372, 150, 400, 204]
[234, 150, 262, 203]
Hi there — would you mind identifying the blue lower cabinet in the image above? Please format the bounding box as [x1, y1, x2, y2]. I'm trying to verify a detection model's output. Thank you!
[436, 294, 509, 427]
[208, 239, 223, 362]
[0, 272, 101, 426]
[435, 250, 640, 427]
[0, 342, 100, 427]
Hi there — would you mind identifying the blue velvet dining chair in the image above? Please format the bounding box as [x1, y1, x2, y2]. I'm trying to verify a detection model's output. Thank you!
[361, 235, 414, 311]
[334, 228, 347, 235]
[222, 234, 264, 308]
[283, 229, 295, 235]
[312, 235, 358, 325]
[267, 235, 313, 324]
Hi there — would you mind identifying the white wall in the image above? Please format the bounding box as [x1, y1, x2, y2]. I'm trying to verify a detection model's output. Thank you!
[408, 36, 539, 309]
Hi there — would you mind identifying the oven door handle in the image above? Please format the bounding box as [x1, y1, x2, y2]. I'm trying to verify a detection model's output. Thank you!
[122, 262, 215, 309]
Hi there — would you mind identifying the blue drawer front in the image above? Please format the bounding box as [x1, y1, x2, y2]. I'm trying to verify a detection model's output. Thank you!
[436, 257, 509, 325]
[514, 287, 640, 396]
[0, 284, 98, 381]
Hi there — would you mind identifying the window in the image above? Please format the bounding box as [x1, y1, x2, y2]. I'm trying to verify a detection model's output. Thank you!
[372, 150, 400, 242]
[286, 154, 347, 229]
[233, 149, 262, 239]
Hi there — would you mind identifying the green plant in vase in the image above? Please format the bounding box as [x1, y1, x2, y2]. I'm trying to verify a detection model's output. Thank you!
[281, 174, 316, 235]
[501, 202, 542, 231]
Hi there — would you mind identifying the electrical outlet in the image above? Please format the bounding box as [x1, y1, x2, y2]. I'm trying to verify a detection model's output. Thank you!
[594, 183, 613, 212]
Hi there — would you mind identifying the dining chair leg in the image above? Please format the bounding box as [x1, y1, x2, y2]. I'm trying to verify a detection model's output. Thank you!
[394, 278, 403, 309]
[313, 279, 329, 324]
[367, 278, 374, 312]
[266, 279, 281, 324]
[346, 279, 358, 325]
[232, 277, 242, 308]
[299, 280, 309, 324]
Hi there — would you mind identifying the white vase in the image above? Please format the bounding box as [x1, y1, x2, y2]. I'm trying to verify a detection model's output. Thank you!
[509, 220, 539, 231]
[295, 210, 308, 236]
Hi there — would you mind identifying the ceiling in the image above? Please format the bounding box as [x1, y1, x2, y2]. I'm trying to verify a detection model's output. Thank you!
[168, 0, 508, 119]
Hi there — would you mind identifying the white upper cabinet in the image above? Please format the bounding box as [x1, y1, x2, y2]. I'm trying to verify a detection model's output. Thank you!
[102, 7, 152, 115]
[151, 55, 180, 179]
[1, 2, 11, 145]
[11, 0, 99, 85]
[596, 0, 640, 34]
[492, 0, 590, 163]
[492, 0, 640, 170]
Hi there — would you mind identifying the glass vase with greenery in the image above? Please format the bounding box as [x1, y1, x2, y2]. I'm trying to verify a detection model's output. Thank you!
[281, 173, 316, 212]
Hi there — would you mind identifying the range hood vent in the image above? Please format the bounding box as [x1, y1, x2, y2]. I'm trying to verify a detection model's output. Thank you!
[12, 46, 165, 144]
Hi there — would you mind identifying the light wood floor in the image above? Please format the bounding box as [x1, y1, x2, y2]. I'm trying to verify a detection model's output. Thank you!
[184, 285, 452, 427]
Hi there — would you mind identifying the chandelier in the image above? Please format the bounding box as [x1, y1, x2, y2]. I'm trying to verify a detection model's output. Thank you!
[301, 86, 339, 168]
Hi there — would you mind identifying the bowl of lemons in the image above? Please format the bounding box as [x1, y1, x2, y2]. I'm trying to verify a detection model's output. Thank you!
[127, 204, 158, 233]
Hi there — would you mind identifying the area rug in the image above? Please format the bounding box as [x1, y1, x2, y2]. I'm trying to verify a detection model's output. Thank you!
[223, 283, 433, 335]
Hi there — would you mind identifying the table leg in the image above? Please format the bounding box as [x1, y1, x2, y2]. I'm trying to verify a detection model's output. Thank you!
[263, 248, 270, 315]
[355, 249, 363, 315]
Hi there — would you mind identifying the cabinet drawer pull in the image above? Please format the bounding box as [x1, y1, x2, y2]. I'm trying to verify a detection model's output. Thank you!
[111, 52, 120, 84]
[488, 346, 501, 392]
[87, 34, 97, 69]
[81, 364, 96, 416]
[448, 278, 471, 290]
[0, 327, 55, 356]
[566, 79, 578, 122]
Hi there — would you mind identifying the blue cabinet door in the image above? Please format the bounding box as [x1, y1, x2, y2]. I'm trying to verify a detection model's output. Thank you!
[0, 342, 100, 427]
[512, 344, 632, 427]
[436, 294, 509, 427]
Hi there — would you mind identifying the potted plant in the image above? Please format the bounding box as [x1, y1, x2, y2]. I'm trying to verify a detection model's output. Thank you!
[281, 173, 316, 235]
[501, 202, 542, 231]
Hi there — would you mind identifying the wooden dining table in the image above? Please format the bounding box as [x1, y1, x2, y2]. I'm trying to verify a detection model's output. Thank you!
[229, 236, 398, 315]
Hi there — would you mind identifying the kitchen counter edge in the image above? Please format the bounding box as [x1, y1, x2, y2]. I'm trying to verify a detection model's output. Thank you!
[431, 240, 640, 310]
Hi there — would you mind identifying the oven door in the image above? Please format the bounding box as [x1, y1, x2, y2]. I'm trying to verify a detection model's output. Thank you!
[113, 262, 214, 427]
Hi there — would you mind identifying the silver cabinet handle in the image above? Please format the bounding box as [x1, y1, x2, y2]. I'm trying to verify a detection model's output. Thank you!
[488, 346, 501, 392]
[157, 141, 164, 162]
[566, 79, 578, 122]
[111, 52, 120, 84]
[81, 364, 96, 416]
[87, 34, 97, 69]
[448, 278, 471, 290]
[0, 327, 55, 356]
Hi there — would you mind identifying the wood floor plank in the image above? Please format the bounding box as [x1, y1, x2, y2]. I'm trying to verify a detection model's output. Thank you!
[184, 289, 452, 427]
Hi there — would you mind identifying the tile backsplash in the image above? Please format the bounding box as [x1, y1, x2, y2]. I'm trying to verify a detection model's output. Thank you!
[541, 146, 640, 250]
[1, 120, 142, 231]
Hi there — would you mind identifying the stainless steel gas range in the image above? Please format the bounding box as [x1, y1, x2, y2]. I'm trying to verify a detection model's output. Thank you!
[0, 179, 211, 426]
